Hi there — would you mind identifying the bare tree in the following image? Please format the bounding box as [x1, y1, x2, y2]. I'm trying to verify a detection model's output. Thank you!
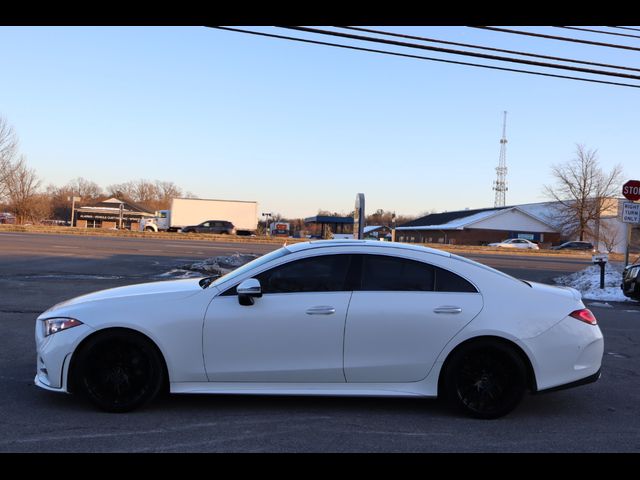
[5, 156, 43, 223]
[107, 180, 153, 205]
[365, 209, 412, 227]
[106, 179, 187, 211]
[0, 116, 18, 201]
[154, 180, 183, 209]
[394, 214, 417, 226]
[27, 193, 53, 223]
[46, 177, 104, 221]
[106, 181, 135, 200]
[599, 221, 621, 253]
[66, 177, 104, 200]
[544, 145, 623, 241]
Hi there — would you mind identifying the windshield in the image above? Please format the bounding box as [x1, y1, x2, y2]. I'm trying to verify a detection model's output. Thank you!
[207, 247, 291, 289]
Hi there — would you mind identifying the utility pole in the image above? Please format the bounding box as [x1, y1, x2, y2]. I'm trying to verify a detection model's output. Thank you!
[68, 196, 81, 227]
[262, 212, 272, 236]
[493, 111, 508, 207]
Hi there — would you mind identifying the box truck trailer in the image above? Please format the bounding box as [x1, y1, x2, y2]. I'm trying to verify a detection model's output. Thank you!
[140, 198, 258, 235]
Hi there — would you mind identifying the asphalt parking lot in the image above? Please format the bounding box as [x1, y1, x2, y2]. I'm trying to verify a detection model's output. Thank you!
[1, 232, 639, 452]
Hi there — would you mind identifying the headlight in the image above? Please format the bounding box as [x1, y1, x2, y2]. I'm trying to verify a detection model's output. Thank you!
[630, 267, 640, 280]
[42, 318, 83, 337]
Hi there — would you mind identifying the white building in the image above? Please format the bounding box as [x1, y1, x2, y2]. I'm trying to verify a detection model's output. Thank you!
[395, 198, 638, 254]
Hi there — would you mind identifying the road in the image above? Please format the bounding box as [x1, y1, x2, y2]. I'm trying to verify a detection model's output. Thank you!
[0, 230, 596, 280]
[1, 231, 639, 452]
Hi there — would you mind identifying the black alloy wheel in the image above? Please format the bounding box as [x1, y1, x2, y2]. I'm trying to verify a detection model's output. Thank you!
[74, 330, 165, 413]
[443, 342, 527, 419]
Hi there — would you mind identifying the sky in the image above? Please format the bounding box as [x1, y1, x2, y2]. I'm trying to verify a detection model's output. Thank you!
[0, 26, 638, 218]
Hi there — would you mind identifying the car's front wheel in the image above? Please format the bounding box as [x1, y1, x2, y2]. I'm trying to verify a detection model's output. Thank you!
[442, 341, 527, 419]
[73, 330, 166, 413]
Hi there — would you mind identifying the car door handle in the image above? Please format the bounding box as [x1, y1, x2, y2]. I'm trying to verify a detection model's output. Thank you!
[433, 306, 462, 314]
[306, 306, 336, 315]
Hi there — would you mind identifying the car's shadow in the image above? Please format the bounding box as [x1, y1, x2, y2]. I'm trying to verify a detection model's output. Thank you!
[148, 389, 584, 420]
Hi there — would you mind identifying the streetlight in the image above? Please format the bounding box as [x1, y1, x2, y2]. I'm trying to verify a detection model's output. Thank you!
[262, 212, 272, 237]
[67, 196, 81, 227]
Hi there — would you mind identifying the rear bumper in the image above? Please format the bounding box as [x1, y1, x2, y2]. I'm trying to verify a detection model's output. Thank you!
[522, 316, 604, 391]
[536, 368, 601, 394]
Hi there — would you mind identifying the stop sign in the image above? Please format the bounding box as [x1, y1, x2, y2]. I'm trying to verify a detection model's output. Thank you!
[623, 180, 640, 201]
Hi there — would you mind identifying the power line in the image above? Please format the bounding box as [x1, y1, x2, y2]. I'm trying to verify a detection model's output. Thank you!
[554, 26, 640, 39]
[339, 26, 640, 73]
[281, 26, 640, 81]
[208, 26, 640, 89]
[470, 26, 640, 52]
[607, 26, 640, 33]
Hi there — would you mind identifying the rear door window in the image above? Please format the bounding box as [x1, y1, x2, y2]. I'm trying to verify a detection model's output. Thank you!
[360, 255, 435, 291]
[357, 254, 477, 293]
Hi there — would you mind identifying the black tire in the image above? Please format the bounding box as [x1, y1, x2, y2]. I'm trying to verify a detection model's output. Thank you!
[442, 340, 527, 419]
[73, 330, 165, 413]
[144, 227, 155, 232]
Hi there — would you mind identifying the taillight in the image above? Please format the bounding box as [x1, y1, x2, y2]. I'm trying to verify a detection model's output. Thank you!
[569, 308, 597, 326]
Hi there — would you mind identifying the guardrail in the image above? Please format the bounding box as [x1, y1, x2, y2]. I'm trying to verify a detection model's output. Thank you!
[0, 224, 307, 245]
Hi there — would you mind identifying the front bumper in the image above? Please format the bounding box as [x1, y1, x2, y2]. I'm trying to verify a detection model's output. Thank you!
[34, 321, 93, 392]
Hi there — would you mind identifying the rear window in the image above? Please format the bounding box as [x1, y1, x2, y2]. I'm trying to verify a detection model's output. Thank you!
[435, 267, 477, 292]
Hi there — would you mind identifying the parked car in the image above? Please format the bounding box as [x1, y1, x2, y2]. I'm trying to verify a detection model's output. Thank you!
[181, 220, 235, 234]
[34, 240, 602, 418]
[552, 241, 595, 252]
[621, 259, 640, 301]
[488, 238, 540, 250]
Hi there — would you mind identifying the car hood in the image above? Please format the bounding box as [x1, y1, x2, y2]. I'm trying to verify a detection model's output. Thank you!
[40, 278, 205, 316]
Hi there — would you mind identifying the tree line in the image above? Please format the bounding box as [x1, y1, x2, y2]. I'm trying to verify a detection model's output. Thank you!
[1, 116, 196, 224]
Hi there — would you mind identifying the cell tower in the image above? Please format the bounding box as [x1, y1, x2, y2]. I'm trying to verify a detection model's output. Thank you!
[493, 111, 508, 207]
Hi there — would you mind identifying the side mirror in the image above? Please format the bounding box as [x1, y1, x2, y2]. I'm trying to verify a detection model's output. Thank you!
[237, 278, 262, 306]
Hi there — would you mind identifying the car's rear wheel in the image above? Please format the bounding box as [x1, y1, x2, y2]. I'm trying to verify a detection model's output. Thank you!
[443, 341, 527, 419]
[73, 330, 165, 413]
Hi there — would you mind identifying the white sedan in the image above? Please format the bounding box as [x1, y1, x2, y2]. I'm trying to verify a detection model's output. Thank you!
[488, 238, 540, 250]
[35, 240, 602, 418]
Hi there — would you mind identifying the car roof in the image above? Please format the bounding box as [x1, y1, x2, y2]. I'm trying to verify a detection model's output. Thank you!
[284, 239, 450, 258]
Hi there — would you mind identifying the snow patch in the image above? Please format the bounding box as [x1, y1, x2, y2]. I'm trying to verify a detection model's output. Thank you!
[160, 253, 260, 279]
[586, 302, 613, 308]
[156, 269, 203, 279]
[554, 263, 631, 302]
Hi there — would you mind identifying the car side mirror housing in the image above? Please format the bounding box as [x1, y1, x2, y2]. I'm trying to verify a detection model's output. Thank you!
[237, 278, 262, 306]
